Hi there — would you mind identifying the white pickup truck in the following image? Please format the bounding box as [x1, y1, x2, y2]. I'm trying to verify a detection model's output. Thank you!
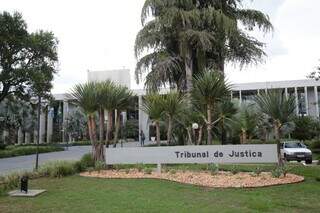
[280, 141, 313, 164]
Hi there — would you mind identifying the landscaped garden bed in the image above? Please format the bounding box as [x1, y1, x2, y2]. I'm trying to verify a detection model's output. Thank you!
[80, 169, 304, 188]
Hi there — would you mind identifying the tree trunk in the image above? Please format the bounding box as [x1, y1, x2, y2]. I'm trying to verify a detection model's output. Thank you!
[167, 116, 172, 145]
[241, 129, 247, 144]
[106, 110, 113, 147]
[185, 48, 193, 95]
[207, 104, 212, 145]
[274, 121, 282, 165]
[113, 111, 121, 145]
[90, 115, 97, 142]
[155, 121, 160, 146]
[99, 107, 105, 143]
[186, 127, 192, 145]
[197, 125, 203, 145]
[93, 143, 105, 162]
[87, 115, 93, 143]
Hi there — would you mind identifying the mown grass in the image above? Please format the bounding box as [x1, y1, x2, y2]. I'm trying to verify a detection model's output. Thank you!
[0, 164, 319, 213]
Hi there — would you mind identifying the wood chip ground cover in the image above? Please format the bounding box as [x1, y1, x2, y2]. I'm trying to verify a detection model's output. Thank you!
[80, 169, 304, 188]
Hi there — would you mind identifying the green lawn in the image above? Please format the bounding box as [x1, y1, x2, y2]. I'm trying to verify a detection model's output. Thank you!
[0, 165, 320, 213]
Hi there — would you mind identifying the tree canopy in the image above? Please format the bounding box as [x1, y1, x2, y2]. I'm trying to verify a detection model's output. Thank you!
[0, 11, 58, 102]
[135, 0, 272, 92]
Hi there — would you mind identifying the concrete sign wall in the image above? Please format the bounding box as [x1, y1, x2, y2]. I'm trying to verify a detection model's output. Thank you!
[106, 145, 278, 165]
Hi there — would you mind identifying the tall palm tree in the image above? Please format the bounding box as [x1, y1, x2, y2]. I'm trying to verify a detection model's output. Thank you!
[69, 82, 106, 162]
[255, 90, 296, 164]
[135, 0, 272, 92]
[161, 91, 186, 144]
[192, 70, 231, 144]
[141, 93, 165, 146]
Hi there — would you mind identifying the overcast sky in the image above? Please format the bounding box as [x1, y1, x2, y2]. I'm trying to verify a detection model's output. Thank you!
[1, 0, 320, 93]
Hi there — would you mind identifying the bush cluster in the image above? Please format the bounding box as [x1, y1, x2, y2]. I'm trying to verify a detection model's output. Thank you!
[0, 145, 64, 158]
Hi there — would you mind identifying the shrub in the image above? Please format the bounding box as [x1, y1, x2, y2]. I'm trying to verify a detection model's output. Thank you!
[144, 168, 152, 174]
[169, 169, 176, 175]
[271, 167, 282, 178]
[39, 161, 76, 178]
[2, 173, 20, 191]
[230, 166, 239, 175]
[80, 153, 95, 168]
[135, 163, 144, 172]
[254, 167, 262, 176]
[315, 177, 320, 182]
[0, 145, 64, 158]
[0, 142, 6, 150]
[125, 168, 130, 174]
[95, 161, 106, 173]
[208, 163, 219, 175]
[74, 161, 86, 173]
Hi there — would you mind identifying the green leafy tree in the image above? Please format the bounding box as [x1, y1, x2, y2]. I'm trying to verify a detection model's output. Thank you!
[255, 90, 296, 164]
[135, 0, 272, 92]
[161, 91, 186, 144]
[112, 85, 133, 145]
[192, 70, 231, 144]
[215, 100, 238, 144]
[65, 107, 88, 141]
[141, 93, 165, 146]
[0, 11, 58, 103]
[69, 82, 105, 162]
[292, 116, 318, 141]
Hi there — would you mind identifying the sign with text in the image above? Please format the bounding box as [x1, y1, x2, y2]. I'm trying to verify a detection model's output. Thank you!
[105, 144, 278, 165]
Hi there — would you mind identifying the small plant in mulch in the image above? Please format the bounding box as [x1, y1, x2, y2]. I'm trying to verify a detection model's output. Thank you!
[125, 169, 130, 174]
[144, 168, 152, 175]
[169, 169, 177, 175]
[271, 167, 282, 178]
[95, 161, 106, 173]
[87, 167, 94, 174]
[163, 167, 170, 173]
[208, 163, 219, 176]
[280, 164, 290, 177]
[230, 166, 239, 175]
[135, 163, 144, 172]
[254, 167, 262, 176]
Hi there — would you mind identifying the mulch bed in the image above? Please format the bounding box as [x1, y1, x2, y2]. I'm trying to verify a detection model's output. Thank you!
[80, 169, 304, 188]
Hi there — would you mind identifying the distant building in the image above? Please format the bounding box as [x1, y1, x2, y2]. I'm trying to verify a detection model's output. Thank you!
[34, 70, 320, 144]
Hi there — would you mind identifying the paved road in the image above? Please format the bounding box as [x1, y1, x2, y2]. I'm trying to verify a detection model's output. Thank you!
[0, 141, 153, 176]
[0, 146, 92, 175]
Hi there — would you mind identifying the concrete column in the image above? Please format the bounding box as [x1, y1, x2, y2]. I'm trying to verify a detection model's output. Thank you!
[62, 101, 69, 143]
[315, 86, 319, 118]
[47, 107, 54, 143]
[25, 132, 31, 144]
[39, 109, 46, 144]
[138, 95, 149, 143]
[285, 88, 288, 98]
[257, 89, 260, 95]
[304, 86, 309, 115]
[17, 128, 23, 144]
[294, 87, 299, 115]
[230, 91, 233, 100]
[239, 90, 242, 105]
[122, 111, 127, 125]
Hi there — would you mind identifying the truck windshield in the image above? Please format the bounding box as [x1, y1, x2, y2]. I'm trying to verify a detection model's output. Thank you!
[284, 142, 306, 148]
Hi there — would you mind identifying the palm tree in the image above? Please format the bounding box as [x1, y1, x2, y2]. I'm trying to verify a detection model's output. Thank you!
[135, 0, 272, 92]
[96, 80, 116, 145]
[161, 91, 186, 144]
[216, 100, 238, 144]
[141, 93, 164, 146]
[192, 70, 231, 144]
[233, 103, 259, 144]
[112, 85, 133, 145]
[69, 82, 106, 162]
[255, 90, 296, 164]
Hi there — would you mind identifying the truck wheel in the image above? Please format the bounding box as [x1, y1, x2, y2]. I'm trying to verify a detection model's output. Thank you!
[306, 159, 312, 164]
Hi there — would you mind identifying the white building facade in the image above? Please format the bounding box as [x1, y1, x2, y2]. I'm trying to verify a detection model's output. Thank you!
[37, 70, 320, 144]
